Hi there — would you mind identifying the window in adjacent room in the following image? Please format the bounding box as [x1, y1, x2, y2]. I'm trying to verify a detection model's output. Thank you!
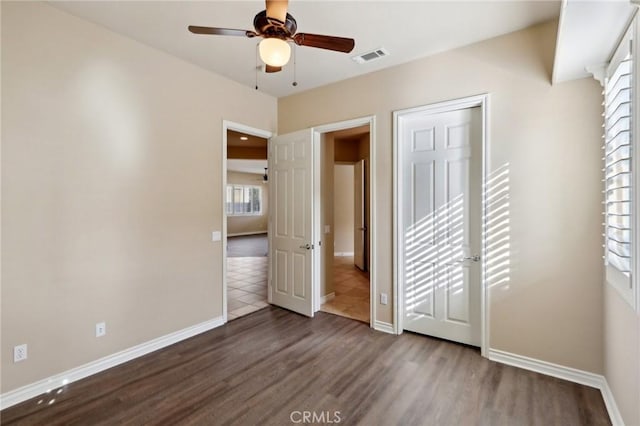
[226, 185, 262, 215]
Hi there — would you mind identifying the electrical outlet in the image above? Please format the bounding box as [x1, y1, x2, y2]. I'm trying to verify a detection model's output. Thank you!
[14, 344, 27, 363]
[380, 293, 388, 305]
[95, 322, 106, 337]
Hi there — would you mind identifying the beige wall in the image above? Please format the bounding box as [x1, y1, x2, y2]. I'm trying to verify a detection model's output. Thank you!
[1, 2, 276, 393]
[604, 286, 640, 425]
[226, 171, 268, 236]
[333, 165, 355, 254]
[279, 21, 604, 373]
[334, 134, 371, 268]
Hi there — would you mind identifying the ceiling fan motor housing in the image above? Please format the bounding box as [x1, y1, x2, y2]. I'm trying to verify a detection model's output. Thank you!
[253, 10, 297, 39]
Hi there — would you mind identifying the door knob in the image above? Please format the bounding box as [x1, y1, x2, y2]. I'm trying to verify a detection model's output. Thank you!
[458, 255, 481, 262]
[299, 243, 312, 250]
[358, 226, 367, 231]
[447, 255, 481, 266]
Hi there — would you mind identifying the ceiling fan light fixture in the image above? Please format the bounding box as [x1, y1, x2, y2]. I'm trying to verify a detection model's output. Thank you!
[259, 38, 291, 67]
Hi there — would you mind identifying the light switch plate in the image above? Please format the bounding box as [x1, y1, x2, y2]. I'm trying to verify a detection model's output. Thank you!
[96, 322, 106, 337]
[380, 293, 388, 305]
[211, 231, 221, 241]
[324, 225, 331, 234]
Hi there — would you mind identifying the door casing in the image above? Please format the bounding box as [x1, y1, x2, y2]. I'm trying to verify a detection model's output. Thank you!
[393, 94, 490, 356]
[354, 159, 366, 271]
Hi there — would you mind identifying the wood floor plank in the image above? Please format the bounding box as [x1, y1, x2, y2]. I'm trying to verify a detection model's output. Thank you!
[1, 307, 610, 426]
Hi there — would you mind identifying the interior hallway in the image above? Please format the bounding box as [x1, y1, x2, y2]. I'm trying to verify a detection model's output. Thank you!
[320, 256, 370, 323]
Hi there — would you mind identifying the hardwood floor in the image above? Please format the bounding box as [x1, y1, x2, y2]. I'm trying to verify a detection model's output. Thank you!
[1, 307, 610, 426]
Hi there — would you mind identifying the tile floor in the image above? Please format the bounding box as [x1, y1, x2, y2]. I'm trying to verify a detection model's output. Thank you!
[320, 256, 370, 323]
[227, 257, 268, 320]
[228, 255, 369, 323]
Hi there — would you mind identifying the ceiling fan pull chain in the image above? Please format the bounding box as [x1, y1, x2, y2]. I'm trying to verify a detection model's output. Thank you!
[292, 43, 298, 87]
[255, 42, 259, 90]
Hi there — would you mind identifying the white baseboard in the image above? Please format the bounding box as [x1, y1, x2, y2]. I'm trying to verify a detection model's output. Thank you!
[0, 316, 225, 411]
[488, 349, 602, 388]
[373, 320, 395, 334]
[599, 377, 625, 426]
[320, 292, 335, 304]
[488, 349, 624, 426]
[228, 231, 267, 237]
[334, 252, 354, 257]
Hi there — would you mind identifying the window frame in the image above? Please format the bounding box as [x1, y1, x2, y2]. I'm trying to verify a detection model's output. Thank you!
[604, 17, 639, 311]
[635, 17, 640, 312]
[226, 184, 263, 216]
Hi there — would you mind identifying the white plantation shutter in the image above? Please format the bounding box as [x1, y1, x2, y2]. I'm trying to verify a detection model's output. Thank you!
[605, 55, 632, 275]
[604, 22, 636, 307]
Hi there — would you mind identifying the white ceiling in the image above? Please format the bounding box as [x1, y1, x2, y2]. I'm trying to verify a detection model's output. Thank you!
[51, 1, 560, 98]
[553, 0, 635, 84]
[228, 159, 268, 175]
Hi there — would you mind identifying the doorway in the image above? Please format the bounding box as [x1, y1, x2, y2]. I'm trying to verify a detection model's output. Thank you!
[262, 116, 378, 329]
[394, 95, 488, 352]
[222, 122, 272, 322]
[317, 124, 373, 324]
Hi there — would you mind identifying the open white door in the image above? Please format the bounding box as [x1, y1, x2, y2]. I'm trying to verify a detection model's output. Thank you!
[354, 159, 366, 271]
[268, 129, 315, 317]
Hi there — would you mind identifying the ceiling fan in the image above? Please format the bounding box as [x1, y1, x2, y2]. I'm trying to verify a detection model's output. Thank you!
[188, 0, 355, 73]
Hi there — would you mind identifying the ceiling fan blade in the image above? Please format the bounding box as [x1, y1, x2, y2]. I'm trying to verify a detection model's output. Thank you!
[265, 0, 288, 23]
[293, 33, 355, 53]
[188, 26, 256, 38]
[265, 65, 282, 73]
